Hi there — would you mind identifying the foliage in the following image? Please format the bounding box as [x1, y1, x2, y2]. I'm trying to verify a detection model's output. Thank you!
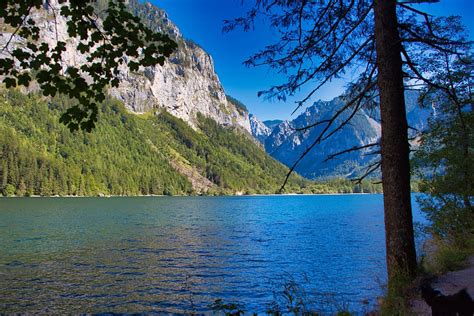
[210, 275, 359, 315]
[0, 89, 316, 196]
[298, 178, 382, 194]
[265, 277, 358, 315]
[422, 240, 473, 275]
[0, 90, 385, 197]
[413, 55, 474, 248]
[158, 111, 307, 194]
[410, 49, 473, 316]
[267, 277, 315, 315]
[379, 273, 414, 316]
[2, 183, 15, 196]
[0, 90, 193, 196]
[0, 0, 176, 131]
[226, 95, 248, 114]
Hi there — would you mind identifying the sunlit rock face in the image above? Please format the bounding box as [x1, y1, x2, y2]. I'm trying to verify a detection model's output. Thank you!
[0, 0, 251, 132]
[109, 0, 251, 131]
[112, 0, 252, 131]
[249, 114, 272, 144]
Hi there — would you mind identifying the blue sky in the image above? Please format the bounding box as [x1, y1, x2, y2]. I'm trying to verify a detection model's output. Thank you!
[152, 0, 473, 121]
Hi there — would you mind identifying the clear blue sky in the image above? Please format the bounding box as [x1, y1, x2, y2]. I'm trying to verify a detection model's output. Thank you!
[151, 0, 473, 121]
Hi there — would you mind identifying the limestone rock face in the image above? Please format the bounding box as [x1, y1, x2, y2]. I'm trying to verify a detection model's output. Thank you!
[249, 114, 271, 143]
[0, 0, 251, 132]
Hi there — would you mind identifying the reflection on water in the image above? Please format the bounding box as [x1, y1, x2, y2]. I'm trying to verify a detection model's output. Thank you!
[0, 195, 424, 313]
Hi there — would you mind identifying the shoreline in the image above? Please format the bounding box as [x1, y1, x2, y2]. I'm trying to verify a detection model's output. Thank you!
[0, 192, 389, 198]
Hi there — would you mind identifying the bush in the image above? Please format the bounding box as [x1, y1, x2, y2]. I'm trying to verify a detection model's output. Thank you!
[379, 273, 414, 316]
[414, 99, 473, 259]
[2, 183, 15, 196]
[421, 239, 474, 275]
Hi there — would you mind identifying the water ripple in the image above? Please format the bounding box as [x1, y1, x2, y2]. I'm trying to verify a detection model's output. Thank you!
[0, 195, 426, 314]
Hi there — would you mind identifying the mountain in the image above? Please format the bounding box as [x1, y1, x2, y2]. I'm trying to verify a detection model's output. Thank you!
[1, 90, 384, 196]
[0, 0, 250, 132]
[249, 114, 272, 143]
[0, 1, 311, 196]
[363, 90, 431, 133]
[253, 91, 431, 179]
[263, 98, 381, 179]
[0, 1, 414, 194]
[405, 90, 432, 133]
[263, 120, 284, 130]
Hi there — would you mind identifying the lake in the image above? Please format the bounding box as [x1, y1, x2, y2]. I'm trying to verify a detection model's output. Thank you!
[0, 195, 425, 314]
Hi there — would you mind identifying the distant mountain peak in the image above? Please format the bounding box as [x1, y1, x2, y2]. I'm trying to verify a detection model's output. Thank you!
[250, 91, 430, 179]
[262, 119, 284, 130]
[249, 114, 271, 143]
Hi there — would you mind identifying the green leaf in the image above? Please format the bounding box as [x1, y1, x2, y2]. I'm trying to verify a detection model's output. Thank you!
[17, 73, 31, 86]
[3, 77, 16, 88]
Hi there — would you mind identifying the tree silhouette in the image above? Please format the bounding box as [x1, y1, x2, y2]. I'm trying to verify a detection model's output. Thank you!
[225, 0, 471, 285]
[0, 0, 177, 131]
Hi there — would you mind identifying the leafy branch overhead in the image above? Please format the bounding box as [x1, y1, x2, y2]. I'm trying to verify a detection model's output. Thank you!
[0, 0, 177, 131]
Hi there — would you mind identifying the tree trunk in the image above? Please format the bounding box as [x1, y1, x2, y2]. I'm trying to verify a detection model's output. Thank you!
[373, 0, 417, 281]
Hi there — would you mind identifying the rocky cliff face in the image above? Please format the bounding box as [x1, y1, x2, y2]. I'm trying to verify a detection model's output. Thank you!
[111, 1, 251, 131]
[249, 114, 271, 143]
[0, 0, 251, 132]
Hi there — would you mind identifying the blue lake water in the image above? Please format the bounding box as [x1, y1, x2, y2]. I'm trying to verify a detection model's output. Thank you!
[0, 195, 425, 314]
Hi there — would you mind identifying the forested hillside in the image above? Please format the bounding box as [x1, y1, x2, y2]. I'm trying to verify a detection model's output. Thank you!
[0, 90, 307, 196]
[0, 90, 384, 196]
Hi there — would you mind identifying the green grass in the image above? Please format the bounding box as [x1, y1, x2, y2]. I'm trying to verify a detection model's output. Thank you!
[421, 237, 474, 276]
[379, 273, 415, 316]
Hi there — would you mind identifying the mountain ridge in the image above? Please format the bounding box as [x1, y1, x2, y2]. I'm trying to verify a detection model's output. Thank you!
[0, 1, 419, 193]
[0, 1, 311, 196]
[249, 91, 430, 179]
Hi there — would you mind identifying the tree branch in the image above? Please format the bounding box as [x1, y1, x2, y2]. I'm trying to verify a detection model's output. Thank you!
[0, 4, 34, 54]
[279, 78, 376, 192]
[352, 160, 381, 184]
[292, 36, 374, 114]
[324, 142, 380, 162]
